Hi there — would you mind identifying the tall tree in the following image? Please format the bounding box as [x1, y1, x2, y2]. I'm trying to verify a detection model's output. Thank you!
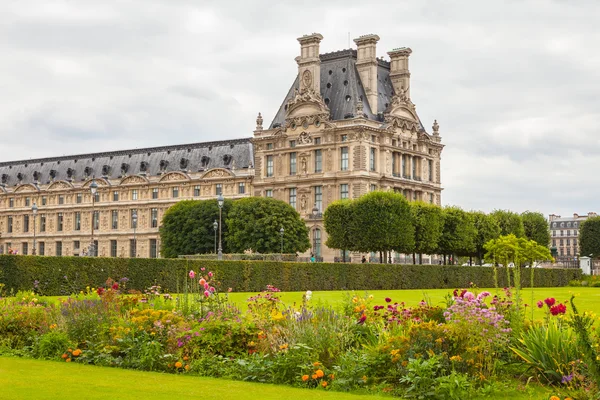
[160, 199, 233, 258]
[348, 191, 414, 262]
[438, 206, 476, 264]
[411, 202, 443, 264]
[521, 211, 551, 247]
[225, 197, 310, 254]
[490, 209, 525, 237]
[580, 216, 600, 258]
[471, 211, 501, 265]
[324, 200, 354, 262]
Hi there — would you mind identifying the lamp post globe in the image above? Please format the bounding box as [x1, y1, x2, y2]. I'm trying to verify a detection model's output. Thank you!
[32, 203, 38, 255]
[217, 194, 224, 260]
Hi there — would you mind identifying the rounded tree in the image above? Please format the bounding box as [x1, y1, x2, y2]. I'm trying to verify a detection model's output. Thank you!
[438, 206, 476, 264]
[521, 211, 551, 247]
[324, 200, 354, 262]
[471, 211, 501, 265]
[411, 202, 443, 264]
[490, 209, 525, 237]
[580, 216, 600, 258]
[225, 197, 310, 254]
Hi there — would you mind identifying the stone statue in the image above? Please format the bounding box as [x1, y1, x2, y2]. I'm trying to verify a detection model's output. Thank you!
[432, 119, 440, 135]
[256, 112, 263, 131]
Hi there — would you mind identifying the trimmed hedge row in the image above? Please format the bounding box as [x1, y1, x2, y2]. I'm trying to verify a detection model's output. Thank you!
[0, 255, 582, 296]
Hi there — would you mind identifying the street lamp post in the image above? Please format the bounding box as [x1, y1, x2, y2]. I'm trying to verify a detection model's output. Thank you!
[32, 203, 38, 256]
[280, 226, 284, 258]
[213, 220, 218, 254]
[89, 180, 98, 257]
[217, 194, 224, 260]
[132, 210, 138, 258]
[311, 205, 319, 260]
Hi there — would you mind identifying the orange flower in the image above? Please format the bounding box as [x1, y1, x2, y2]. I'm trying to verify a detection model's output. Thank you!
[321, 381, 328, 388]
[175, 361, 183, 368]
[313, 361, 321, 367]
[183, 356, 189, 361]
[66, 358, 71, 363]
[312, 374, 318, 380]
[549, 397, 560, 400]
[315, 369, 324, 378]
[72, 349, 82, 357]
[302, 375, 309, 382]
[185, 365, 190, 371]
[61, 353, 68, 359]
[329, 374, 335, 380]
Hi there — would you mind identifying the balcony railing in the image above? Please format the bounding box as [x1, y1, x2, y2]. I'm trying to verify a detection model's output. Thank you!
[308, 212, 323, 220]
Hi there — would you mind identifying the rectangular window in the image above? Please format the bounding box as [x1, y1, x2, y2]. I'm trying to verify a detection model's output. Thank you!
[151, 208, 158, 228]
[314, 137, 321, 145]
[9, 198, 14, 208]
[289, 152, 297, 175]
[412, 157, 417, 178]
[370, 148, 376, 171]
[552, 239, 556, 247]
[266, 155, 274, 177]
[340, 184, 349, 199]
[74, 212, 81, 231]
[8, 216, 13, 233]
[74, 241, 80, 251]
[265, 189, 273, 198]
[112, 210, 119, 229]
[131, 209, 138, 229]
[152, 188, 159, 199]
[150, 239, 157, 258]
[76, 193, 82, 204]
[130, 239, 137, 258]
[567, 248, 571, 256]
[314, 149, 322, 173]
[23, 215, 29, 233]
[574, 238, 578, 246]
[93, 210, 99, 230]
[428, 159, 433, 181]
[58, 196, 64, 205]
[132, 189, 138, 200]
[110, 240, 118, 257]
[314, 186, 322, 211]
[371, 135, 376, 143]
[238, 182, 245, 194]
[194, 185, 201, 196]
[55, 241, 62, 257]
[289, 188, 297, 209]
[370, 184, 377, 192]
[429, 193, 434, 204]
[341, 135, 347, 142]
[25, 197, 30, 207]
[560, 239, 563, 245]
[216, 184, 222, 195]
[113, 191, 119, 201]
[40, 214, 46, 232]
[41, 196, 47, 206]
[340, 147, 349, 171]
[567, 239, 570, 246]
[289, 140, 296, 148]
[266, 143, 273, 150]
[22, 242, 28, 255]
[39, 242, 45, 256]
[94, 192, 100, 202]
[172, 187, 179, 198]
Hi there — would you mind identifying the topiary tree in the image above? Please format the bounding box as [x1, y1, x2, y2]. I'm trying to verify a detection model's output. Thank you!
[471, 211, 501, 265]
[324, 200, 354, 262]
[411, 202, 443, 264]
[348, 191, 414, 263]
[490, 209, 525, 237]
[580, 216, 600, 258]
[225, 197, 310, 254]
[521, 211, 551, 247]
[438, 206, 476, 265]
[160, 199, 233, 258]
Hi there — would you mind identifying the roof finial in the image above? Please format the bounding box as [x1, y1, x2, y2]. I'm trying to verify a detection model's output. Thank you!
[256, 112, 263, 131]
[432, 119, 440, 135]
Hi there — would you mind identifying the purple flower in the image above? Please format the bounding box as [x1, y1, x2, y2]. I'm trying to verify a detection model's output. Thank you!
[562, 374, 573, 384]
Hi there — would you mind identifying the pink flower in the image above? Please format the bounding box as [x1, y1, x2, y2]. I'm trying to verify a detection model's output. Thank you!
[544, 298, 556, 307]
[463, 291, 476, 301]
[112, 283, 119, 290]
[537, 300, 544, 308]
[209, 286, 215, 293]
[201, 268, 206, 271]
[189, 270, 196, 279]
[208, 271, 213, 277]
[204, 283, 209, 290]
[204, 290, 210, 297]
[228, 288, 233, 293]
[476, 291, 491, 300]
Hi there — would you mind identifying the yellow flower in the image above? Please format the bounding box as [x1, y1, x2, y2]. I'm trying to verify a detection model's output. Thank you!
[368, 295, 373, 300]
[279, 343, 288, 350]
[352, 297, 358, 304]
[450, 355, 462, 362]
[361, 375, 367, 382]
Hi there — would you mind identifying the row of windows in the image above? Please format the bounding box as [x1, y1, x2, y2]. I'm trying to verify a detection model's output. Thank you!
[552, 221, 579, 228]
[3, 239, 159, 258]
[552, 239, 578, 247]
[4, 183, 247, 207]
[4, 208, 159, 233]
[552, 230, 578, 237]
[266, 147, 374, 177]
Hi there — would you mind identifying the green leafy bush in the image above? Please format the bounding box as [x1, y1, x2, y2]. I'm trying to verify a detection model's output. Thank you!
[33, 330, 72, 359]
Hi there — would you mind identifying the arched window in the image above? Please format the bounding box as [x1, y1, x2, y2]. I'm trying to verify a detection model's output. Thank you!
[313, 228, 321, 258]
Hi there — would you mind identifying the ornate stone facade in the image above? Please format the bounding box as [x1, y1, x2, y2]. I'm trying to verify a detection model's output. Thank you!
[0, 32, 444, 262]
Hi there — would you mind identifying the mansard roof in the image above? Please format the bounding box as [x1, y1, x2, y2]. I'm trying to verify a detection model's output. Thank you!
[0, 138, 253, 187]
[269, 49, 423, 130]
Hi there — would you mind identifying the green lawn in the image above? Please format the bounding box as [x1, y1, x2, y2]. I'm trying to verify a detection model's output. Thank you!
[0, 356, 555, 400]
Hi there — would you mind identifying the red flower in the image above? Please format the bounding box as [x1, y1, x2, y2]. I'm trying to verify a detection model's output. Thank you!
[112, 283, 119, 290]
[544, 298, 556, 307]
[537, 300, 544, 308]
[97, 287, 105, 296]
[385, 297, 392, 303]
[357, 314, 367, 325]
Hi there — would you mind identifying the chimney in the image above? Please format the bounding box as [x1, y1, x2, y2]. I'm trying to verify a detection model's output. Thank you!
[354, 34, 380, 113]
[574, 213, 579, 219]
[296, 33, 324, 94]
[589, 212, 598, 218]
[387, 47, 413, 100]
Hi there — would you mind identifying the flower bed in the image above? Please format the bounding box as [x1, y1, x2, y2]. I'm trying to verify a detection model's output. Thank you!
[0, 270, 598, 400]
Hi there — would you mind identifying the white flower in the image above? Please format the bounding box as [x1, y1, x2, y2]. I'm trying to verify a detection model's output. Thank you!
[305, 290, 312, 301]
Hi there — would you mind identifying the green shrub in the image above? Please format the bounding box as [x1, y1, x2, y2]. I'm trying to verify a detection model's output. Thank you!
[569, 280, 582, 287]
[33, 330, 72, 359]
[0, 255, 582, 296]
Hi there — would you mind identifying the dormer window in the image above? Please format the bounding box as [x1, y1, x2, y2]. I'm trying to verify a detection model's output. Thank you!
[180, 158, 189, 170]
[200, 156, 210, 169]
[49, 170, 57, 180]
[223, 154, 232, 167]
[102, 165, 111, 177]
[66, 168, 75, 180]
[140, 161, 149, 173]
[159, 160, 169, 173]
[120, 163, 130, 175]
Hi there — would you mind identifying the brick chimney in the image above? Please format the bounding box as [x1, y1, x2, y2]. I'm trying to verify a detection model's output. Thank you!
[387, 47, 412, 100]
[354, 34, 380, 113]
[296, 33, 323, 94]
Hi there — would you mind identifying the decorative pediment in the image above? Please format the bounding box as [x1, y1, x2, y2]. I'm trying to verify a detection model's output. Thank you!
[14, 183, 38, 193]
[384, 115, 421, 133]
[120, 175, 149, 186]
[201, 168, 234, 179]
[285, 88, 330, 124]
[48, 180, 74, 191]
[158, 171, 189, 183]
[385, 89, 419, 122]
[82, 178, 109, 188]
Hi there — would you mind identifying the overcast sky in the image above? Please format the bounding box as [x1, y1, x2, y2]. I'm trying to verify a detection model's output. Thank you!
[1, 0, 599, 217]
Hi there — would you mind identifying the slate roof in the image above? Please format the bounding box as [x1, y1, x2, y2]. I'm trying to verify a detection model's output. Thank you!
[269, 49, 411, 129]
[0, 138, 253, 187]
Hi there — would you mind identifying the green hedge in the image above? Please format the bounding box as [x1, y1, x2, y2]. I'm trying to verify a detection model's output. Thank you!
[0, 255, 582, 296]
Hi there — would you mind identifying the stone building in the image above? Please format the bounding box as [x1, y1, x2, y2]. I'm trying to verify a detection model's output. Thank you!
[549, 212, 598, 259]
[0, 32, 444, 262]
